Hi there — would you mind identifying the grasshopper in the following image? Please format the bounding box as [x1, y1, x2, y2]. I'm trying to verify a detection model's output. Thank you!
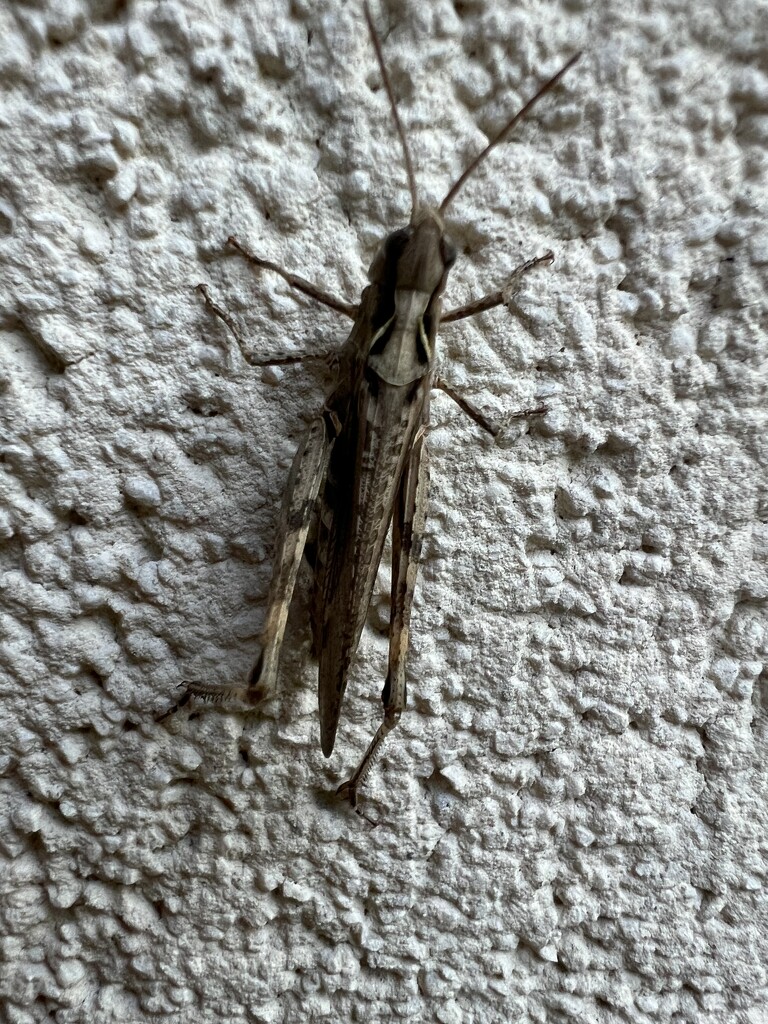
[177, 5, 579, 806]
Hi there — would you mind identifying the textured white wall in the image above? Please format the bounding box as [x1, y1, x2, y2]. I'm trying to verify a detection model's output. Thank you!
[1, 0, 766, 1020]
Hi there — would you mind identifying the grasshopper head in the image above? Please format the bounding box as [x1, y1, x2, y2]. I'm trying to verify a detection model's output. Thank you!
[399, 206, 457, 294]
[367, 207, 457, 304]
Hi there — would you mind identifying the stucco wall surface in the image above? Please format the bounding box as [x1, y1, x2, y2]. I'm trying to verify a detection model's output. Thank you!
[1, 0, 766, 1021]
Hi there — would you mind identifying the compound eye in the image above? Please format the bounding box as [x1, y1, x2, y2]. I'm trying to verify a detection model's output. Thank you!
[367, 226, 413, 283]
[384, 227, 413, 261]
[441, 237, 457, 268]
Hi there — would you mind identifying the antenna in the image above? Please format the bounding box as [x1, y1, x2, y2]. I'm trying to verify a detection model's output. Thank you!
[364, 2, 419, 219]
[439, 52, 581, 214]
